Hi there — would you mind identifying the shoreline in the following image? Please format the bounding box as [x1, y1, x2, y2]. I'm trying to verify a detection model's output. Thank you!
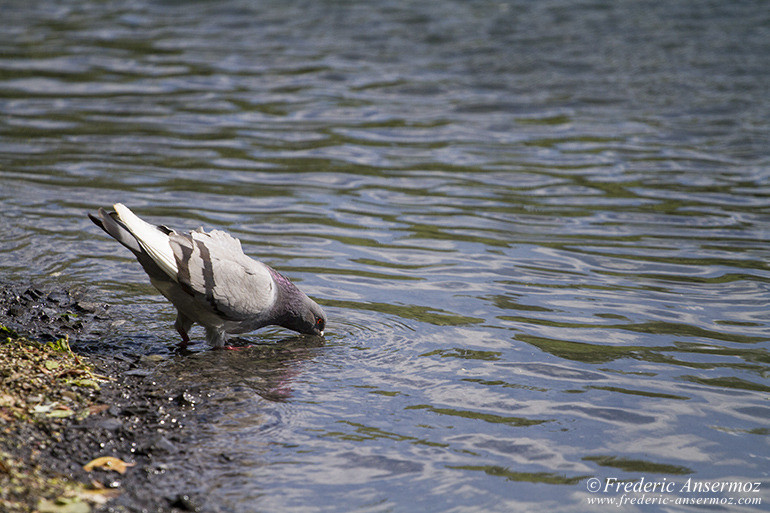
[0, 284, 201, 513]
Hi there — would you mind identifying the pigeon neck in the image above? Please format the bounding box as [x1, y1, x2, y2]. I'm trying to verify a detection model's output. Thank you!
[267, 266, 306, 317]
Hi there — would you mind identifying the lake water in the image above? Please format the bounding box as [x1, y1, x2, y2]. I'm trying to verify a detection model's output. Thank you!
[1, 0, 769, 511]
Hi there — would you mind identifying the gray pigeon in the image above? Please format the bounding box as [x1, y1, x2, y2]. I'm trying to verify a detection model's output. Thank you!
[89, 203, 326, 348]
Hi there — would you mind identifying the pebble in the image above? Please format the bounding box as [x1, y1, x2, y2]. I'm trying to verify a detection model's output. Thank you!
[169, 494, 200, 512]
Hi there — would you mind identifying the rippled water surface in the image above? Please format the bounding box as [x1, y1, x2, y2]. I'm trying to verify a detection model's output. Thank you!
[2, 0, 770, 511]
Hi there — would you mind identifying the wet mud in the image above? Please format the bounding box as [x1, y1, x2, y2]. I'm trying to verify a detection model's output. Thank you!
[1, 283, 209, 512]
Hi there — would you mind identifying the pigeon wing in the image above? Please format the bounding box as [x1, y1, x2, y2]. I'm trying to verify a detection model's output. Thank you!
[168, 229, 276, 321]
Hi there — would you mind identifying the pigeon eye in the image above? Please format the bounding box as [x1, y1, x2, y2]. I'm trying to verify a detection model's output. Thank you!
[315, 317, 325, 331]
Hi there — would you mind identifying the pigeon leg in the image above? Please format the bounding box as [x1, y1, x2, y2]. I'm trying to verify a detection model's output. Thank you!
[174, 314, 192, 347]
[176, 325, 190, 347]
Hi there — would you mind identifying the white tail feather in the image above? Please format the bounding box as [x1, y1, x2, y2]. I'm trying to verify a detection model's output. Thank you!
[114, 203, 178, 279]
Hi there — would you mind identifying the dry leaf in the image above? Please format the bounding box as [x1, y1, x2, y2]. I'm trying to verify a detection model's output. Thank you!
[87, 404, 111, 415]
[83, 456, 135, 474]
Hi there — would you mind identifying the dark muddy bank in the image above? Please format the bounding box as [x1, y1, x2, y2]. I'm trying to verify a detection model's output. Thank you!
[0, 283, 210, 513]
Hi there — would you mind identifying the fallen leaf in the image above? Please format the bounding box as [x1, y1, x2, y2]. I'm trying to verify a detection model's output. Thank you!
[69, 378, 100, 390]
[47, 406, 75, 418]
[33, 402, 57, 414]
[37, 497, 91, 513]
[87, 404, 111, 415]
[83, 456, 135, 474]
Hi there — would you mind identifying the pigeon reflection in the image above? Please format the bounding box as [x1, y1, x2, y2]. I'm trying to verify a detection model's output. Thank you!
[161, 335, 325, 402]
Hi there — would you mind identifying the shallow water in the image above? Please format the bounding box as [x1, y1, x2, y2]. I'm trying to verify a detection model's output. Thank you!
[2, 0, 769, 511]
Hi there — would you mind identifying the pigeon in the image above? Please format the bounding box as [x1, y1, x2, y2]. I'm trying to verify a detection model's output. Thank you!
[89, 203, 326, 348]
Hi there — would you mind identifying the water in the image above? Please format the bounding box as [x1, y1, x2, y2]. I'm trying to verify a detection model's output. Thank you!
[2, 0, 769, 511]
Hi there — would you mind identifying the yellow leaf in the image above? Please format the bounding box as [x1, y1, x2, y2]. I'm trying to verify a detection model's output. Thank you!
[83, 456, 135, 474]
[37, 497, 90, 513]
[47, 408, 75, 418]
[69, 378, 101, 390]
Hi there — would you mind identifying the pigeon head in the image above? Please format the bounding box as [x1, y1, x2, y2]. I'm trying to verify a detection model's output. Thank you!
[291, 297, 326, 337]
[269, 268, 326, 337]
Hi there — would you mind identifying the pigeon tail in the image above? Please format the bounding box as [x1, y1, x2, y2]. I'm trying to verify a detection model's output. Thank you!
[113, 203, 178, 280]
[89, 208, 143, 256]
